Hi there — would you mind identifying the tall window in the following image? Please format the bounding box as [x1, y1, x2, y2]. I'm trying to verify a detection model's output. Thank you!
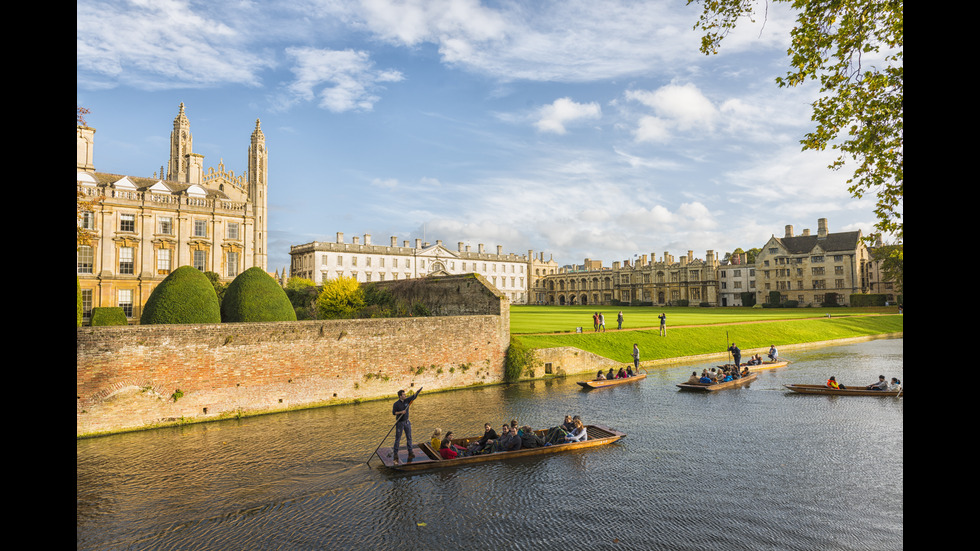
[119, 247, 134, 274]
[80, 289, 93, 319]
[194, 220, 208, 237]
[118, 289, 133, 317]
[226, 251, 239, 277]
[77, 245, 94, 274]
[157, 248, 171, 274]
[227, 222, 239, 240]
[193, 249, 206, 271]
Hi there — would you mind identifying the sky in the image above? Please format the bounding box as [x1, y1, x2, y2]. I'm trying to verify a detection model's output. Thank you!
[77, 0, 885, 274]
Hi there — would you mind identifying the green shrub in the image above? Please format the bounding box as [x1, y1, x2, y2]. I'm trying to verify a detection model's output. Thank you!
[221, 267, 296, 322]
[90, 307, 128, 326]
[505, 337, 535, 382]
[316, 276, 365, 319]
[140, 266, 221, 324]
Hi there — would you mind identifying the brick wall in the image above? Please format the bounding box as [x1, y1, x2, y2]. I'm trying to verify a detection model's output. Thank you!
[77, 275, 510, 435]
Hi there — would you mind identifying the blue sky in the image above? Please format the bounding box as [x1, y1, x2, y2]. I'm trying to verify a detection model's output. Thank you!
[77, 0, 882, 274]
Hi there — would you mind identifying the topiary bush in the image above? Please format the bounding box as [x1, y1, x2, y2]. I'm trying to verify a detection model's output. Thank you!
[90, 307, 128, 326]
[140, 266, 221, 324]
[221, 267, 296, 322]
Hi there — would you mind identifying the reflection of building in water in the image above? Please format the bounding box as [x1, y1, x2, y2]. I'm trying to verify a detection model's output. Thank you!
[536, 250, 720, 306]
[76, 103, 268, 322]
[290, 233, 560, 304]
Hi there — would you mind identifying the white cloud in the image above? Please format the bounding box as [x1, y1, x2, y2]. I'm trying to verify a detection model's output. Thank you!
[277, 47, 403, 112]
[534, 98, 601, 134]
[626, 83, 718, 141]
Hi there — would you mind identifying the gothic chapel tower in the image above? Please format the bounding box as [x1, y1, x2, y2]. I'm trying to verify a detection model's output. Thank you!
[248, 119, 268, 271]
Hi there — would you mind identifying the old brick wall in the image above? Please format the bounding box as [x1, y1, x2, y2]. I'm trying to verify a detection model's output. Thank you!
[77, 275, 510, 435]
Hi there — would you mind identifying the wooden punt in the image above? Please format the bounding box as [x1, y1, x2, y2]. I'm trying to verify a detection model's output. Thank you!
[375, 424, 627, 472]
[716, 360, 789, 372]
[784, 384, 904, 397]
[577, 373, 647, 389]
[676, 372, 759, 392]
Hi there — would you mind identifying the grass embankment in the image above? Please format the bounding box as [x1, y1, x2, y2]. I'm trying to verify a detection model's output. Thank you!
[510, 306, 903, 364]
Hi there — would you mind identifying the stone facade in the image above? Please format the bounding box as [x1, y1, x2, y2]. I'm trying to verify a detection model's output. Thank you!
[290, 234, 558, 305]
[76, 104, 269, 322]
[755, 218, 870, 306]
[536, 250, 720, 306]
[718, 253, 756, 306]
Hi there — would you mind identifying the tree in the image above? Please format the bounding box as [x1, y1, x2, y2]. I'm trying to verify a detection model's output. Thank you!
[141, 266, 222, 324]
[871, 242, 903, 293]
[315, 276, 365, 319]
[689, 0, 903, 242]
[221, 267, 297, 323]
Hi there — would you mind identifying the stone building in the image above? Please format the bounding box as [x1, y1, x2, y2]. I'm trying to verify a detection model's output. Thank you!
[718, 252, 756, 306]
[755, 218, 869, 306]
[76, 103, 269, 322]
[536, 250, 721, 306]
[289, 233, 557, 304]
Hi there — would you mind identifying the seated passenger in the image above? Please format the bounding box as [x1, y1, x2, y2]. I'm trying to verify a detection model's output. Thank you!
[687, 371, 700, 384]
[866, 375, 888, 390]
[470, 423, 499, 453]
[888, 377, 902, 391]
[607, 368, 616, 380]
[564, 419, 588, 442]
[741, 366, 750, 377]
[430, 428, 444, 450]
[519, 425, 545, 448]
[596, 370, 606, 380]
[503, 426, 522, 451]
[616, 368, 626, 378]
[699, 374, 712, 384]
[722, 373, 733, 382]
[827, 376, 841, 389]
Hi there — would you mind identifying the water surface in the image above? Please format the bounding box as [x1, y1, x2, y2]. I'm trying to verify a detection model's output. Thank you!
[77, 338, 903, 550]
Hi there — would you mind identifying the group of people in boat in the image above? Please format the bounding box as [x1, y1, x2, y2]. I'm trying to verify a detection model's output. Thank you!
[595, 367, 638, 380]
[429, 415, 589, 460]
[826, 375, 902, 391]
[688, 364, 751, 385]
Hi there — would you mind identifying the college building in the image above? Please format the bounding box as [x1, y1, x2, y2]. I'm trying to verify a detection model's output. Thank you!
[76, 103, 269, 322]
[289, 234, 560, 305]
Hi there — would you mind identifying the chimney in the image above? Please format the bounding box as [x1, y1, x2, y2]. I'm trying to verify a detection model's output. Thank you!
[391, 236, 398, 247]
[802, 229, 811, 236]
[479, 244, 485, 253]
[497, 245, 503, 255]
[77, 125, 96, 171]
[415, 239, 421, 248]
[352, 236, 360, 245]
[459, 242, 465, 252]
[785, 225, 794, 238]
[817, 218, 828, 239]
[364, 234, 371, 245]
[336, 232, 344, 244]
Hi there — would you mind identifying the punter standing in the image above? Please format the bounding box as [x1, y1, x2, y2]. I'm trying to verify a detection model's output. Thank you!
[728, 343, 741, 369]
[632, 343, 640, 371]
[392, 389, 420, 464]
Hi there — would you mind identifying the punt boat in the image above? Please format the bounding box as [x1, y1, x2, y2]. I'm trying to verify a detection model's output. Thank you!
[375, 424, 627, 471]
[676, 372, 759, 392]
[577, 373, 647, 389]
[716, 360, 789, 371]
[783, 384, 904, 397]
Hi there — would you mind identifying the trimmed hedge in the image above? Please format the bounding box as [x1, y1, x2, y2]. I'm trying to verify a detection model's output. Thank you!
[221, 267, 296, 322]
[90, 307, 128, 326]
[140, 266, 221, 324]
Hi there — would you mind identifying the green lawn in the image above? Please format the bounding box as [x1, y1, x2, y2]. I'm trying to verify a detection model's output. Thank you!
[509, 305, 900, 334]
[510, 306, 903, 364]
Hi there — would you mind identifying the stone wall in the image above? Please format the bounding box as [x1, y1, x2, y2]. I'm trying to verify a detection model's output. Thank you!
[77, 275, 509, 437]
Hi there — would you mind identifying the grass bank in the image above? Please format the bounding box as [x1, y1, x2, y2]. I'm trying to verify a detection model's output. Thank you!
[513, 314, 903, 364]
[510, 305, 899, 335]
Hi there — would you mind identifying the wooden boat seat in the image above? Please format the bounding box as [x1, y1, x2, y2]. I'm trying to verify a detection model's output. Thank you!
[419, 442, 442, 460]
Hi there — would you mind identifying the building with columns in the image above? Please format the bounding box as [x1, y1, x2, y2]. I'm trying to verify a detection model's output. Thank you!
[76, 103, 269, 322]
[289, 233, 558, 304]
[535, 250, 721, 306]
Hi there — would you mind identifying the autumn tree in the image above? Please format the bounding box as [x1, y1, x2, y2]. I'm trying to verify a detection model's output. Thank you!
[689, 0, 903, 242]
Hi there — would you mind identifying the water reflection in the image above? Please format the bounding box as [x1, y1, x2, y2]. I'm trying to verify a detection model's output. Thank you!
[78, 338, 902, 550]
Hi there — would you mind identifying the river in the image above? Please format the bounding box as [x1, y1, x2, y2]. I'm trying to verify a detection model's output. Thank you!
[77, 337, 903, 550]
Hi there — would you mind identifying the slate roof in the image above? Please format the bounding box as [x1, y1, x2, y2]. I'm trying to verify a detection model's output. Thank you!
[772, 231, 863, 254]
[85, 171, 231, 200]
